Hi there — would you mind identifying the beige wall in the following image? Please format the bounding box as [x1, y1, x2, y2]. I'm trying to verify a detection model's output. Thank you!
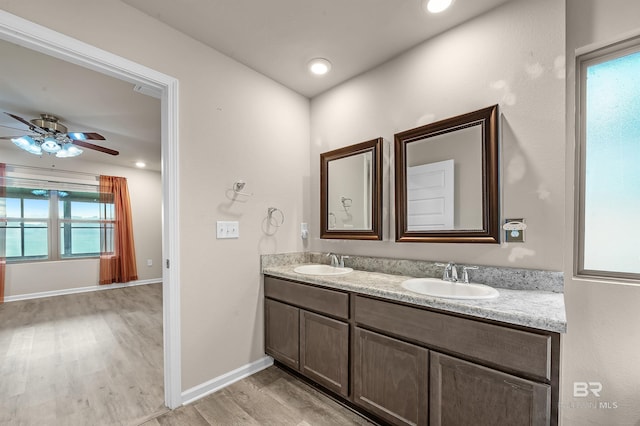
[563, 1, 640, 424]
[0, 0, 310, 391]
[1, 148, 162, 297]
[310, 0, 565, 270]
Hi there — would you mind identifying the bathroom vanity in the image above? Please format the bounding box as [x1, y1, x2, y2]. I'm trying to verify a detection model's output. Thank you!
[262, 259, 565, 426]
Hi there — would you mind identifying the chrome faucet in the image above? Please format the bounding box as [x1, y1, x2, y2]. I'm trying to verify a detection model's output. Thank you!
[338, 255, 349, 268]
[436, 262, 459, 282]
[326, 253, 339, 267]
[445, 262, 459, 282]
[436, 262, 479, 283]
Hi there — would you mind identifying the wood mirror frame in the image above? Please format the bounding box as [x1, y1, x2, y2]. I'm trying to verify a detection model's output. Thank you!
[394, 105, 500, 243]
[321, 138, 383, 240]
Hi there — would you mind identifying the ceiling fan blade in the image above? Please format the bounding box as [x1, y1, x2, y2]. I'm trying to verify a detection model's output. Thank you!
[0, 123, 31, 132]
[82, 132, 106, 141]
[67, 131, 106, 141]
[0, 135, 26, 140]
[72, 140, 119, 156]
[4, 112, 46, 134]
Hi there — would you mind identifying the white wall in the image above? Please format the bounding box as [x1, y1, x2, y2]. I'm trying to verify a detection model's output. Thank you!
[1, 148, 162, 297]
[563, 1, 640, 424]
[0, 0, 310, 391]
[310, 0, 565, 270]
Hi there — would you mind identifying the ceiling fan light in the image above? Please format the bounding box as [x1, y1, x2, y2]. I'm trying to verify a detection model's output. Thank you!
[41, 136, 62, 153]
[11, 135, 34, 149]
[56, 143, 83, 158]
[68, 132, 87, 141]
[11, 135, 42, 155]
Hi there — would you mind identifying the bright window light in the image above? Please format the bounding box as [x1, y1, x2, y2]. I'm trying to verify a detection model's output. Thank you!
[578, 42, 640, 278]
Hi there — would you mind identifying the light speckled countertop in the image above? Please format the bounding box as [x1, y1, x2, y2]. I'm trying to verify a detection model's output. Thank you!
[263, 264, 566, 333]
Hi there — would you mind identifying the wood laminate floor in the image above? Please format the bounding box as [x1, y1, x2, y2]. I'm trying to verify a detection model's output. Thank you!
[0, 283, 165, 426]
[1, 285, 373, 425]
[144, 365, 374, 426]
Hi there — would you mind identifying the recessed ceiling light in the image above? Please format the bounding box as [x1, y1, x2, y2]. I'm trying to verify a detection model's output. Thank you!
[423, 0, 453, 14]
[135, 161, 146, 168]
[308, 58, 332, 76]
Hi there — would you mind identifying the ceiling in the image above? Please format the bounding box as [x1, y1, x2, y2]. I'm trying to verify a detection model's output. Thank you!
[123, 0, 512, 97]
[0, 0, 511, 171]
[0, 39, 162, 171]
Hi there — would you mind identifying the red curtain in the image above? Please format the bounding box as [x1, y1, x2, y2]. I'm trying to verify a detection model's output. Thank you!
[99, 175, 138, 285]
[0, 163, 5, 303]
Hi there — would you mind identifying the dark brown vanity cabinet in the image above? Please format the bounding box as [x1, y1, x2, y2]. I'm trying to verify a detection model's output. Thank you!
[264, 276, 559, 426]
[430, 352, 550, 426]
[264, 298, 300, 369]
[264, 276, 349, 397]
[353, 327, 429, 426]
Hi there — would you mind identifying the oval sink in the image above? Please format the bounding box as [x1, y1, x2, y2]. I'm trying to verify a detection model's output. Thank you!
[293, 264, 353, 276]
[401, 277, 499, 299]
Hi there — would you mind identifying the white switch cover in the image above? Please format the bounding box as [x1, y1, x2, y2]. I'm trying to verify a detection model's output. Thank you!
[217, 221, 239, 239]
[147, 259, 153, 266]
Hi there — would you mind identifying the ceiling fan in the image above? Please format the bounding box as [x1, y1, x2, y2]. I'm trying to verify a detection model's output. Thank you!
[0, 112, 119, 157]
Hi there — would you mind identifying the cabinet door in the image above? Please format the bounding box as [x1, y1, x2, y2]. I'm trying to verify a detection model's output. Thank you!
[265, 298, 299, 369]
[430, 352, 551, 426]
[300, 310, 349, 397]
[353, 328, 428, 426]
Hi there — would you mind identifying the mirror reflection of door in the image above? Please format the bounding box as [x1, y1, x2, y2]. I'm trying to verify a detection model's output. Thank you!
[406, 125, 483, 230]
[328, 151, 372, 230]
[407, 159, 454, 230]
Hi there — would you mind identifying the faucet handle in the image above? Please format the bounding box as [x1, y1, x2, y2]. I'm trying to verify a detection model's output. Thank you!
[461, 266, 479, 283]
[339, 255, 349, 268]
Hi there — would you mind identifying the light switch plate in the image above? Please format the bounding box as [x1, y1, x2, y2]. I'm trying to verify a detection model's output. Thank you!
[217, 221, 239, 239]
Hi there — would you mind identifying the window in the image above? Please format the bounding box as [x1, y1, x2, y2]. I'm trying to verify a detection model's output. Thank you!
[577, 37, 640, 280]
[4, 181, 114, 263]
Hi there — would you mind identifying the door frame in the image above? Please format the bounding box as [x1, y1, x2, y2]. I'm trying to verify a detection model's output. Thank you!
[0, 10, 182, 409]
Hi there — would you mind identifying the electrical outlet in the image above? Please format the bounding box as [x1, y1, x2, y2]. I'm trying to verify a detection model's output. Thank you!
[504, 218, 525, 243]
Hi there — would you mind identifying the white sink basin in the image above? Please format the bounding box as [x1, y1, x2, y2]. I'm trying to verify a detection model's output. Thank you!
[401, 277, 499, 299]
[293, 264, 353, 276]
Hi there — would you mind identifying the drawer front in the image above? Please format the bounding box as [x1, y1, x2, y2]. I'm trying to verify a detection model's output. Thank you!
[265, 276, 349, 320]
[354, 296, 551, 380]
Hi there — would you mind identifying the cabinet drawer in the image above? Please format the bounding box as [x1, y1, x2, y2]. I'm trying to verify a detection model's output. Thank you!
[354, 296, 551, 380]
[265, 276, 349, 320]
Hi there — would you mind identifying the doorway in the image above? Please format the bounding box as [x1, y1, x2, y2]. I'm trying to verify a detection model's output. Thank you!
[0, 9, 181, 410]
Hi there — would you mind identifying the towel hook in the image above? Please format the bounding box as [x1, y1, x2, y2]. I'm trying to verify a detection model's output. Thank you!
[232, 180, 253, 197]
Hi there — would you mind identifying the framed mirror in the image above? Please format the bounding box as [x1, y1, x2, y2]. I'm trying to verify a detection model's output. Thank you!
[394, 105, 499, 243]
[321, 138, 383, 240]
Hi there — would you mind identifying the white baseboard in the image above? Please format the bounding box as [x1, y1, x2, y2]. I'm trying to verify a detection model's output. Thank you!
[181, 356, 274, 406]
[4, 278, 162, 302]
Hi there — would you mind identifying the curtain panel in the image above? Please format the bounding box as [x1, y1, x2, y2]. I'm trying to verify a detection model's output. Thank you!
[99, 175, 138, 285]
[0, 163, 5, 303]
